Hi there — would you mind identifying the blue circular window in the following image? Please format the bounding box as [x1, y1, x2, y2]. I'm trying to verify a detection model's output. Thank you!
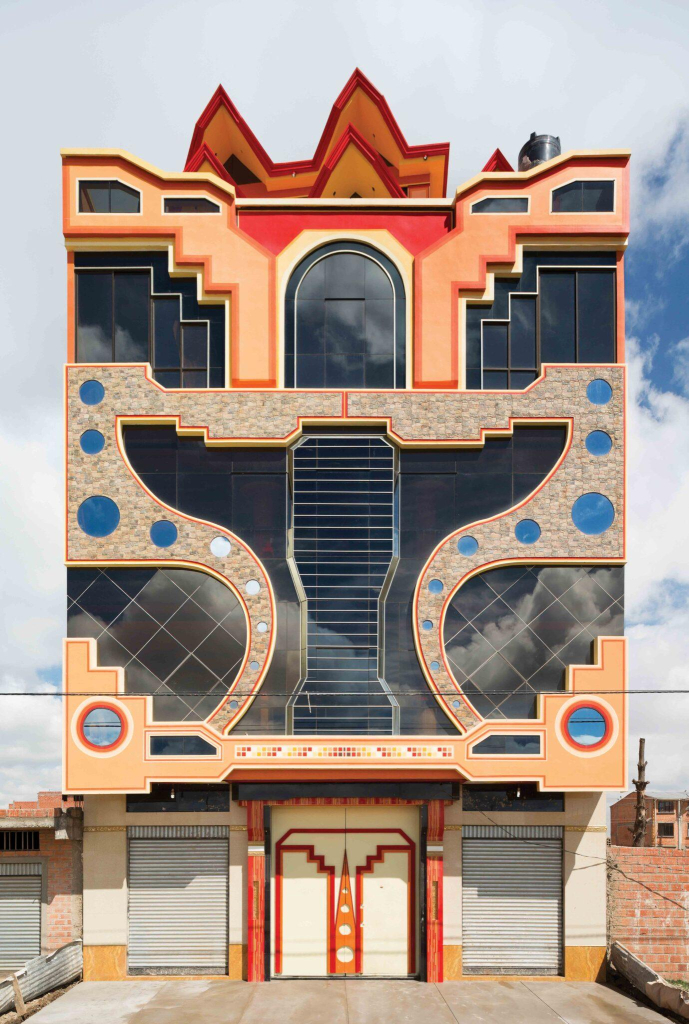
[586, 379, 612, 405]
[245, 579, 260, 595]
[77, 496, 120, 537]
[150, 520, 178, 547]
[229, 700, 238, 709]
[428, 579, 444, 594]
[422, 619, 433, 631]
[250, 661, 260, 670]
[585, 430, 613, 456]
[81, 706, 123, 748]
[515, 519, 541, 545]
[79, 380, 105, 406]
[565, 705, 608, 748]
[457, 535, 479, 556]
[571, 493, 615, 535]
[452, 700, 461, 708]
[79, 429, 105, 455]
[430, 660, 440, 671]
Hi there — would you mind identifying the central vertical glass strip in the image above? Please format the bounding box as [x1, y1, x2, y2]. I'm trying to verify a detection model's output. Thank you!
[289, 435, 397, 735]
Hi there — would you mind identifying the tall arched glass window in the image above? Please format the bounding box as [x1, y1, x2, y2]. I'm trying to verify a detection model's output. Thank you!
[285, 241, 406, 389]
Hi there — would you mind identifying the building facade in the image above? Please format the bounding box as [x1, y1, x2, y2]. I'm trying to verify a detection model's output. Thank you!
[0, 792, 82, 972]
[61, 72, 628, 983]
[610, 792, 689, 848]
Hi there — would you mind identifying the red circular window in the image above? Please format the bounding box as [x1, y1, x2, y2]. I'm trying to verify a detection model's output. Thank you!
[77, 704, 127, 752]
[563, 702, 612, 752]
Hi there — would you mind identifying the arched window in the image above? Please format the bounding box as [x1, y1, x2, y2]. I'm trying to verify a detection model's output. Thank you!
[285, 242, 406, 389]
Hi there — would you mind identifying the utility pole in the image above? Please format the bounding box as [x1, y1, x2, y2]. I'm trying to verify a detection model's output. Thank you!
[631, 737, 648, 847]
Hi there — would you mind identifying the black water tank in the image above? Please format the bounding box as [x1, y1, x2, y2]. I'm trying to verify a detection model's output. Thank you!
[518, 132, 561, 171]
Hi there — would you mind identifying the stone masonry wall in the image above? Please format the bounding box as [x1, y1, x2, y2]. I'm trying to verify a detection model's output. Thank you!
[608, 846, 689, 980]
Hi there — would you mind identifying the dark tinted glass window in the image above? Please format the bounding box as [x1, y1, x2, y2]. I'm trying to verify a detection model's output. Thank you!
[150, 735, 218, 756]
[286, 242, 405, 390]
[126, 783, 229, 812]
[541, 269, 615, 365]
[657, 822, 675, 837]
[463, 783, 564, 812]
[657, 801, 675, 814]
[76, 271, 112, 361]
[163, 197, 220, 213]
[552, 180, 615, 213]
[472, 196, 529, 213]
[540, 271, 576, 362]
[74, 253, 224, 388]
[67, 566, 246, 722]
[466, 252, 617, 389]
[472, 734, 541, 755]
[114, 273, 149, 362]
[577, 270, 615, 363]
[444, 564, 624, 720]
[79, 180, 140, 213]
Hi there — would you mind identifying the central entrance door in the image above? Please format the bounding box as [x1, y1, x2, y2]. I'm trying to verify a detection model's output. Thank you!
[271, 804, 419, 978]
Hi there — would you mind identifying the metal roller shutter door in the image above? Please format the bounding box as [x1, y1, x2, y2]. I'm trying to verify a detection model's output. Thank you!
[462, 829, 563, 975]
[128, 839, 228, 973]
[0, 868, 42, 971]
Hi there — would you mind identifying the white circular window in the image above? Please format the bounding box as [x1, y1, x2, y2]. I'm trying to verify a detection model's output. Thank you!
[210, 536, 232, 557]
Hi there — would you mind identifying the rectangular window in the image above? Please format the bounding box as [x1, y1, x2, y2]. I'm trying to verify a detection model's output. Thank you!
[74, 253, 224, 388]
[552, 180, 614, 213]
[0, 830, 40, 851]
[79, 180, 140, 213]
[657, 800, 675, 814]
[472, 196, 529, 213]
[657, 822, 675, 838]
[163, 197, 220, 214]
[76, 269, 149, 363]
[149, 735, 218, 756]
[462, 783, 564, 812]
[126, 783, 229, 812]
[471, 734, 542, 755]
[76, 270, 209, 387]
[539, 269, 615, 365]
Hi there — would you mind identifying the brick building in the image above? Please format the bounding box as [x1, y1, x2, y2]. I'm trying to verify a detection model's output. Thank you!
[608, 846, 689, 980]
[0, 791, 83, 971]
[610, 791, 689, 848]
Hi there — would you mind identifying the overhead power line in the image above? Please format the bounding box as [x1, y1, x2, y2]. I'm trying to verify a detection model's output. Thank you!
[1, 688, 689, 698]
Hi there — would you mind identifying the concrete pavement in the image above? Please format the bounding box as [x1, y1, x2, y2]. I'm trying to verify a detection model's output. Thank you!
[29, 979, 669, 1024]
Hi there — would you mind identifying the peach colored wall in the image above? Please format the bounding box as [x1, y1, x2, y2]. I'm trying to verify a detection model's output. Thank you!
[414, 155, 629, 387]
[62, 153, 275, 386]
[63, 636, 627, 795]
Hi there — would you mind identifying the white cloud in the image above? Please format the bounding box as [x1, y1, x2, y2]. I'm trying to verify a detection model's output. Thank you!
[624, 336, 689, 792]
[0, 674, 62, 808]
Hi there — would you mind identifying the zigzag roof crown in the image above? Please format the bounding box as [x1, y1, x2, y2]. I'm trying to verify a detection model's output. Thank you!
[185, 69, 450, 199]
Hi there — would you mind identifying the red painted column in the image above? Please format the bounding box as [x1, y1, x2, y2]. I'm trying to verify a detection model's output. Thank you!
[426, 800, 445, 982]
[247, 801, 266, 982]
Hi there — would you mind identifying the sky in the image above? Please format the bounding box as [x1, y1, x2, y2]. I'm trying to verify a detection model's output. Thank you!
[1, 0, 689, 807]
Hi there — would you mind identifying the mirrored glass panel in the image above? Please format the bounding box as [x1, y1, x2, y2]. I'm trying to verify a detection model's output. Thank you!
[285, 242, 405, 389]
[443, 565, 624, 719]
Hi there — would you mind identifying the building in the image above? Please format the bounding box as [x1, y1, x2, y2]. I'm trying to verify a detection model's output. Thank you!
[61, 71, 629, 984]
[0, 792, 82, 972]
[610, 791, 689, 848]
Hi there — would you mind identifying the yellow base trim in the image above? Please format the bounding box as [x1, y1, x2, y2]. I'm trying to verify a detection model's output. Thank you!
[83, 944, 248, 981]
[83, 945, 127, 981]
[443, 945, 606, 982]
[564, 945, 606, 982]
[229, 944, 247, 980]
